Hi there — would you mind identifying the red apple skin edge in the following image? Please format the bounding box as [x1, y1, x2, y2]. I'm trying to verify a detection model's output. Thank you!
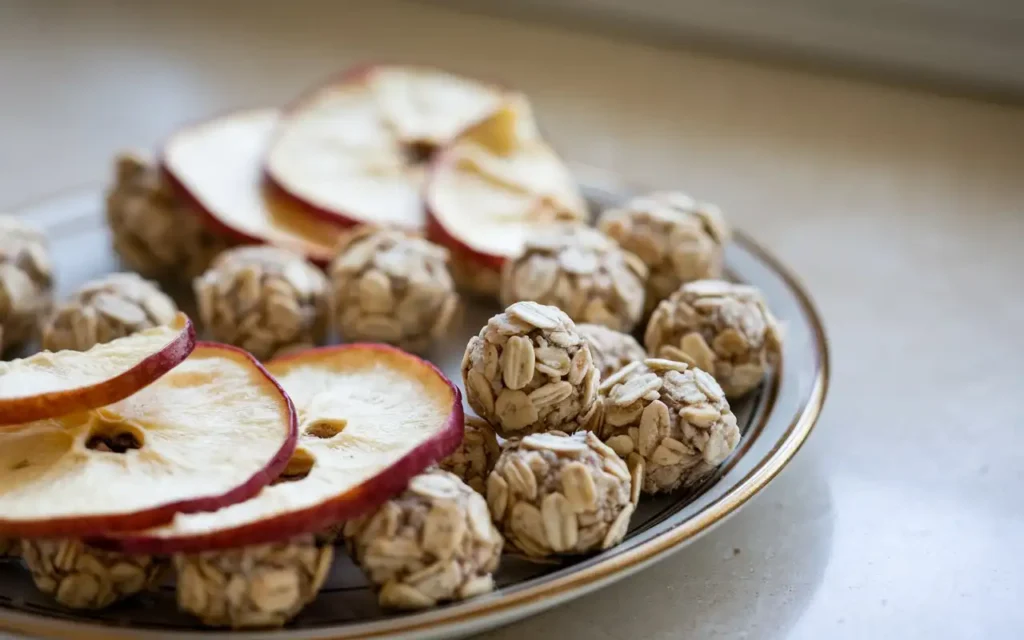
[156, 119, 342, 268]
[0, 342, 298, 539]
[92, 343, 464, 555]
[262, 62, 505, 232]
[0, 315, 196, 427]
[423, 147, 507, 274]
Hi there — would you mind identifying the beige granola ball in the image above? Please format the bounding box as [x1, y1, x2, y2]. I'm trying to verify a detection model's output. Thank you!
[195, 246, 329, 361]
[577, 323, 646, 380]
[344, 469, 502, 610]
[0, 215, 53, 355]
[106, 152, 229, 280]
[487, 431, 634, 557]
[439, 416, 501, 494]
[461, 301, 601, 438]
[599, 358, 740, 495]
[645, 280, 782, 398]
[21, 539, 168, 610]
[598, 191, 729, 313]
[40, 272, 178, 352]
[175, 535, 332, 629]
[500, 225, 647, 333]
[329, 226, 459, 353]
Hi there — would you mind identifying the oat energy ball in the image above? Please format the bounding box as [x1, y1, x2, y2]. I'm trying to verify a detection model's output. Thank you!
[461, 301, 601, 438]
[175, 535, 333, 629]
[599, 358, 740, 495]
[344, 470, 502, 610]
[577, 323, 646, 380]
[487, 431, 634, 557]
[329, 226, 459, 353]
[439, 415, 501, 494]
[0, 215, 53, 355]
[195, 246, 329, 361]
[500, 225, 647, 333]
[41, 272, 178, 352]
[106, 152, 229, 280]
[645, 280, 781, 398]
[21, 539, 168, 610]
[598, 191, 729, 313]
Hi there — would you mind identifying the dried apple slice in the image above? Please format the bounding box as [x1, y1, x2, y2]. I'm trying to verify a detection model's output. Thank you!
[0, 343, 296, 538]
[0, 313, 194, 426]
[425, 97, 588, 294]
[99, 344, 463, 553]
[265, 65, 504, 231]
[163, 109, 346, 265]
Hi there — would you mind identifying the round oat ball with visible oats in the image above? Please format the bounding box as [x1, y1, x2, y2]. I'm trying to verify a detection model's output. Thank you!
[175, 535, 333, 629]
[439, 415, 501, 494]
[0, 215, 53, 355]
[40, 272, 178, 352]
[344, 469, 502, 610]
[645, 280, 782, 398]
[500, 225, 647, 333]
[598, 358, 740, 495]
[106, 152, 230, 281]
[20, 539, 168, 610]
[577, 323, 646, 381]
[461, 301, 601, 438]
[329, 226, 459, 353]
[487, 431, 635, 557]
[194, 246, 329, 361]
[598, 191, 729, 313]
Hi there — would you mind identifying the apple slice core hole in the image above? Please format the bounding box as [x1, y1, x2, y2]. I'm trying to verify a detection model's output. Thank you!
[304, 418, 347, 439]
[272, 447, 316, 484]
[85, 418, 145, 454]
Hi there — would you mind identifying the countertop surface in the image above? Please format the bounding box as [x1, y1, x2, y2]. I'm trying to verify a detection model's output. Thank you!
[2, 1, 1023, 638]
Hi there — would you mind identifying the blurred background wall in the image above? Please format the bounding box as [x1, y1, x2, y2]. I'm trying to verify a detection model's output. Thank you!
[426, 0, 1024, 102]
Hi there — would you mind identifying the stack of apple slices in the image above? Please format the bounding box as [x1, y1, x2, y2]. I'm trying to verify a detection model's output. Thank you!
[426, 96, 590, 295]
[149, 64, 585, 290]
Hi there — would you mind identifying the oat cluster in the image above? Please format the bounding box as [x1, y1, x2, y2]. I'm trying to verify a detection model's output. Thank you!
[439, 416, 501, 494]
[0, 215, 53, 355]
[500, 225, 647, 332]
[195, 246, 329, 361]
[461, 301, 601, 438]
[20, 539, 168, 610]
[645, 280, 781, 398]
[175, 535, 333, 629]
[577, 323, 646, 380]
[598, 191, 729, 313]
[106, 152, 229, 281]
[329, 227, 459, 353]
[487, 431, 634, 557]
[41, 272, 178, 352]
[599, 358, 740, 494]
[344, 469, 502, 610]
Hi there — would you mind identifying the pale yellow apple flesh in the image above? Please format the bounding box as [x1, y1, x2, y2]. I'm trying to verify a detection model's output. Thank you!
[0, 343, 296, 537]
[0, 314, 195, 425]
[162, 109, 345, 264]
